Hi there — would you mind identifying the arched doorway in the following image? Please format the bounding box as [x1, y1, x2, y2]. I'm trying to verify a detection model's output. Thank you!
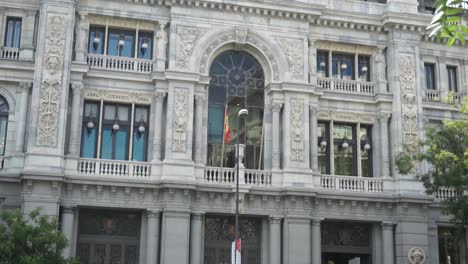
[207, 50, 265, 169]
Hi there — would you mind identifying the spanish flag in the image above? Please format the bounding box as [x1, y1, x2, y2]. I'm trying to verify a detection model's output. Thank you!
[224, 106, 230, 144]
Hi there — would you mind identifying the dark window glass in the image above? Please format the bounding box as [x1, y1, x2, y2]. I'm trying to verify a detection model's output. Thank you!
[5, 17, 21, 48]
[101, 104, 130, 160]
[447, 66, 458, 92]
[137, 31, 153, 59]
[358, 56, 370, 81]
[132, 106, 149, 161]
[425, 63, 436, 90]
[360, 126, 373, 177]
[333, 124, 356, 176]
[207, 50, 265, 169]
[88, 26, 105, 54]
[438, 228, 461, 264]
[318, 122, 330, 174]
[0, 96, 9, 156]
[317, 50, 329, 78]
[107, 29, 135, 58]
[80, 102, 100, 158]
[332, 53, 354, 80]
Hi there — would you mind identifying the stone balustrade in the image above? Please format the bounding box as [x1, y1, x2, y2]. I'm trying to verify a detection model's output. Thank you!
[77, 158, 151, 178]
[1, 47, 20, 60]
[434, 187, 460, 200]
[320, 174, 385, 192]
[87, 54, 153, 73]
[317, 77, 374, 95]
[424, 89, 440, 102]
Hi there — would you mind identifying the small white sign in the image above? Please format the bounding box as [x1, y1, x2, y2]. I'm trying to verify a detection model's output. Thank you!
[231, 239, 241, 264]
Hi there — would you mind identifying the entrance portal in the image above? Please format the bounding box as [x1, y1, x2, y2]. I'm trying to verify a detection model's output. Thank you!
[76, 209, 141, 264]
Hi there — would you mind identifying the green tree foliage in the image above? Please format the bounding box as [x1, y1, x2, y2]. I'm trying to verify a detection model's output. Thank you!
[396, 98, 468, 234]
[0, 209, 78, 264]
[428, 0, 468, 46]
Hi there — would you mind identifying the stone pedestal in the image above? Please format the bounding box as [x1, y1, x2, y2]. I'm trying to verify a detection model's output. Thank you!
[283, 216, 311, 264]
[160, 210, 191, 264]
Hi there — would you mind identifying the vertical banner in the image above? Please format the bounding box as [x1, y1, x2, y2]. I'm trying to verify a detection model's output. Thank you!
[231, 238, 241, 264]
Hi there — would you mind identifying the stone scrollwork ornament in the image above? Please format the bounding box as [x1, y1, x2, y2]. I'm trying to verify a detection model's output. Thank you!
[172, 88, 189, 152]
[408, 247, 426, 264]
[399, 54, 418, 155]
[176, 26, 202, 70]
[278, 38, 304, 80]
[37, 15, 67, 146]
[290, 98, 304, 161]
[235, 27, 248, 45]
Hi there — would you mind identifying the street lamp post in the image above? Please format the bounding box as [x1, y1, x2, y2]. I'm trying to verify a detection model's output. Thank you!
[234, 108, 248, 264]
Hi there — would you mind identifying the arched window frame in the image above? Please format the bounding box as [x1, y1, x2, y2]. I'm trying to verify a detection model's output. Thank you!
[0, 95, 10, 157]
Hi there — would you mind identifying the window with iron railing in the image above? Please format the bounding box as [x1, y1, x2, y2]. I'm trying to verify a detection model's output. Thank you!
[317, 50, 371, 81]
[4, 17, 21, 48]
[447, 65, 458, 93]
[425, 63, 436, 90]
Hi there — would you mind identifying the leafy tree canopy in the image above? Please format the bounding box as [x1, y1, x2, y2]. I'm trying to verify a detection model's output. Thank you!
[428, 0, 468, 46]
[0, 209, 78, 264]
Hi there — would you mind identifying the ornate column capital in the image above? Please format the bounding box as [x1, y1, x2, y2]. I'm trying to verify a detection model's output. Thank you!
[381, 221, 395, 230]
[147, 210, 161, 218]
[71, 82, 84, 93]
[19, 82, 32, 91]
[308, 37, 316, 47]
[62, 206, 75, 214]
[309, 104, 318, 112]
[269, 216, 283, 224]
[0, 7, 5, 15]
[194, 94, 205, 103]
[311, 218, 322, 226]
[155, 90, 167, 101]
[270, 101, 283, 112]
[377, 112, 391, 122]
[192, 213, 204, 220]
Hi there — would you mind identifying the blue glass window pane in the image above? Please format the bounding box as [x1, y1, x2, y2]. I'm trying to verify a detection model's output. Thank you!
[107, 32, 119, 56]
[0, 117, 7, 155]
[81, 126, 97, 158]
[132, 132, 145, 161]
[138, 32, 152, 59]
[5, 18, 21, 48]
[5, 21, 13, 47]
[108, 30, 135, 58]
[208, 105, 224, 143]
[332, 54, 354, 80]
[358, 56, 370, 81]
[14, 21, 21, 48]
[88, 28, 104, 54]
[115, 130, 128, 160]
[101, 127, 113, 159]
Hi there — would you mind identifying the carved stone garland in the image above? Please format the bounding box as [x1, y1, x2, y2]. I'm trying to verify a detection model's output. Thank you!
[277, 38, 304, 80]
[290, 98, 305, 161]
[399, 54, 418, 154]
[176, 26, 202, 70]
[37, 15, 67, 146]
[172, 88, 189, 152]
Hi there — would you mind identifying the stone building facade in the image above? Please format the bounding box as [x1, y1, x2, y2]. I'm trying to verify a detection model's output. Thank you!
[0, 0, 466, 263]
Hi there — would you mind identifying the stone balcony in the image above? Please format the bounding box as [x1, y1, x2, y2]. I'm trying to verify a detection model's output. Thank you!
[87, 54, 153, 73]
[317, 77, 375, 95]
[423, 89, 464, 103]
[0, 47, 21, 60]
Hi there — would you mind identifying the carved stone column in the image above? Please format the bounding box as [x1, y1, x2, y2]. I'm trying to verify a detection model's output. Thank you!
[61, 206, 75, 258]
[68, 82, 83, 156]
[19, 10, 36, 61]
[382, 222, 395, 264]
[0, 8, 5, 50]
[378, 112, 391, 177]
[152, 91, 166, 161]
[283, 216, 311, 264]
[311, 219, 322, 264]
[160, 210, 191, 264]
[271, 102, 282, 170]
[15, 82, 31, 153]
[269, 216, 282, 264]
[308, 38, 317, 85]
[74, 13, 89, 63]
[155, 23, 168, 71]
[146, 211, 160, 264]
[309, 105, 318, 172]
[374, 47, 387, 94]
[189, 213, 204, 264]
[194, 95, 205, 164]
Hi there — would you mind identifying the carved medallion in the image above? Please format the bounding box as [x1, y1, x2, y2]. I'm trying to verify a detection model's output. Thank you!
[37, 15, 67, 146]
[172, 88, 189, 152]
[290, 98, 304, 161]
[408, 247, 426, 264]
[278, 38, 304, 80]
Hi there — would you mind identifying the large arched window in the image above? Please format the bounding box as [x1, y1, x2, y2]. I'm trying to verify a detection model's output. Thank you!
[207, 50, 265, 169]
[0, 96, 9, 156]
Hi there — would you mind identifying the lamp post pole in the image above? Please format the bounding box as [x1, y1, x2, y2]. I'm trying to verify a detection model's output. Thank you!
[235, 109, 248, 264]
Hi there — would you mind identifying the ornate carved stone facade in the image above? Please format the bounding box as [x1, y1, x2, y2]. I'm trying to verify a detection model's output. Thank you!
[290, 98, 304, 161]
[277, 38, 304, 80]
[399, 54, 418, 154]
[172, 88, 189, 152]
[176, 26, 202, 70]
[37, 15, 67, 146]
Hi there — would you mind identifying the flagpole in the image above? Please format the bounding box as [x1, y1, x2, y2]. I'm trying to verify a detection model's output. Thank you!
[220, 104, 227, 169]
[258, 112, 265, 170]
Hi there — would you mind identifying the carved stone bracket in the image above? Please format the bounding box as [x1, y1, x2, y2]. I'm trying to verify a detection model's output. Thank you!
[235, 27, 248, 48]
[155, 90, 167, 102]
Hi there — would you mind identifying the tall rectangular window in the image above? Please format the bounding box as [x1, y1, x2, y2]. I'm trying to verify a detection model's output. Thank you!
[80, 101, 150, 161]
[360, 126, 373, 177]
[317, 51, 329, 78]
[358, 56, 370, 81]
[107, 29, 135, 58]
[425, 63, 436, 90]
[88, 26, 105, 54]
[318, 122, 330, 174]
[333, 124, 356, 176]
[5, 17, 21, 48]
[447, 66, 458, 92]
[332, 53, 354, 80]
[137, 31, 153, 60]
[438, 227, 461, 264]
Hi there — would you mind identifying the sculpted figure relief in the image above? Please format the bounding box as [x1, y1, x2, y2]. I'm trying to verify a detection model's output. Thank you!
[408, 247, 426, 264]
[156, 24, 168, 61]
[172, 89, 189, 152]
[399, 54, 418, 155]
[278, 38, 304, 80]
[290, 98, 305, 161]
[176, 26, 202, 69]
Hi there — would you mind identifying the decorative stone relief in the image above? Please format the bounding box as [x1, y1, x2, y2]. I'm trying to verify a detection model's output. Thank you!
[277, 38, 304, 80]
[318, 111, 375, 124]
[290, 98, 304, 161]
[83, 90, 152, 105]
[176, 26, 202, 70]
[156, 24, 168, 61]
[399, 54, 418, 154]
[408, 247, 426, 264]
[235, 27, 248, 45]
[76, 14, 89, 54]
[172, 88, 189, 152]
[37, 15, 67, 146]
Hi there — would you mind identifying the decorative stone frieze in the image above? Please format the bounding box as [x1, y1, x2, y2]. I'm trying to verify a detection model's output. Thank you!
[277, 38, 304, 80]
[83, 90, 153, 105]
[88, 15, 155, 31]
[315, 41, 375, 55]
[176, 26, 203, 70]
[172, 88, 189, 153]
[290, 98, 304, 161]
[37, 15, 67, 147]
[399, 54, 418, 154]
[318, 111, 375, 124]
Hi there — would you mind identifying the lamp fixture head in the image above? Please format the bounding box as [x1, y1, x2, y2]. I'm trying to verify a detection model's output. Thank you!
[93, 35, 100, 50]
[364, 138, 371, 151]
[342, 136, 349, 149]
[320, 138, 327, 148]
[320, 61, 326, 67]
[361, 66, 368, 72]
[112, 121, 120, 131]
[141, 39, 148, 50]
[341, 63, 348, 70]
[118, 34, 125, 47]
[87, 118, 95, 129]
[138, 123, 146, 133]
[238, 109, 248, 118]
